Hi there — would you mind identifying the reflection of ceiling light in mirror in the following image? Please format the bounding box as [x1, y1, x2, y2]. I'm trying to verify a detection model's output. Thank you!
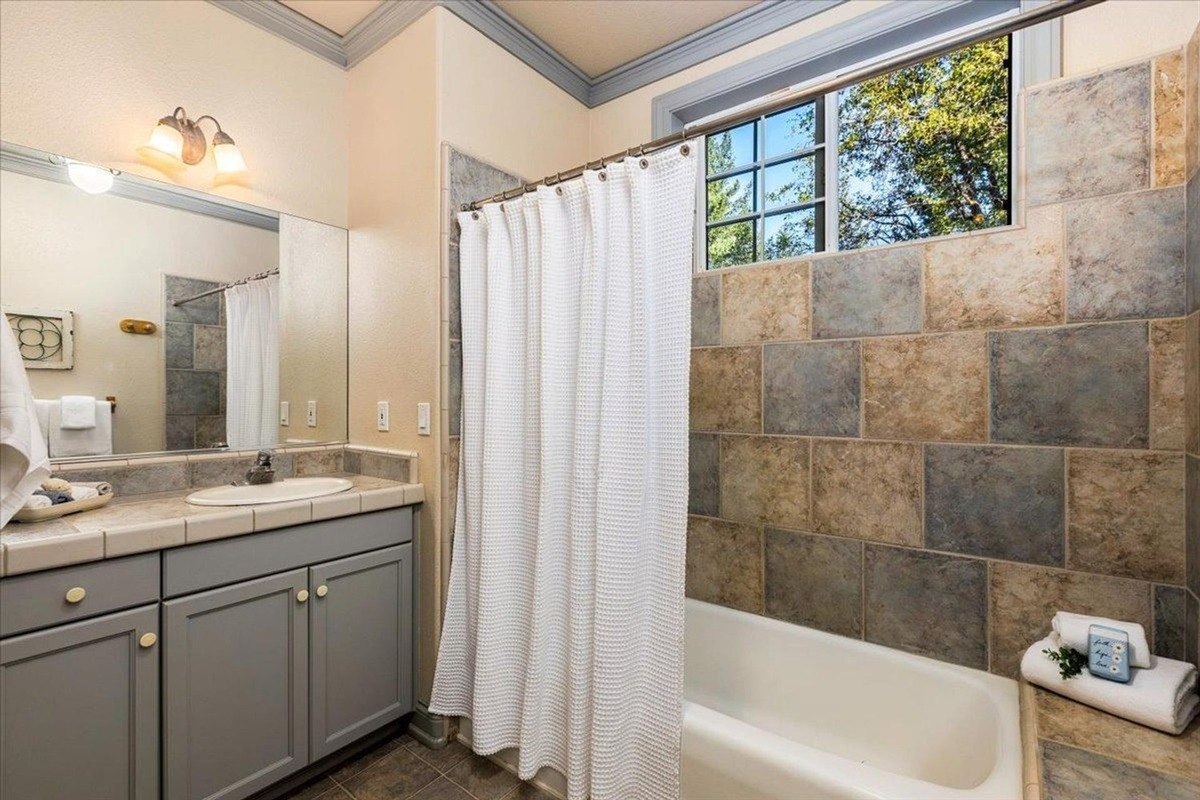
[65, 162, 117, 194]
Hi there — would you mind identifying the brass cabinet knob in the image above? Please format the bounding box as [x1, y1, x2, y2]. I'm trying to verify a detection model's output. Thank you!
[65, 587, 87, 604]
[296, 589, 310, 603]
[139, 632, 157, 648]
[315, 585, 328, 598]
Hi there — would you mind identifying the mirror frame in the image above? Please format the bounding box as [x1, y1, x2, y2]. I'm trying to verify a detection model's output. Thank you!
[0, 140, 351, 464]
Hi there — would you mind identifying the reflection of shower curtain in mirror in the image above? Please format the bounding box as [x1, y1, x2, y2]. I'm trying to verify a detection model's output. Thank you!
[225, 276, 279, 450]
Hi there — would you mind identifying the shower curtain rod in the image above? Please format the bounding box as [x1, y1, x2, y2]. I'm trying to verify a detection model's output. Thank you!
[462, 0, 1104, 212]
[172, 268, 279, 307]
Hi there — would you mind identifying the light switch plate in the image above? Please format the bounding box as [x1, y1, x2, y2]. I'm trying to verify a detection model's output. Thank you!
[279, 401, 290, 426]
[377, 401, 390, 432]
[306, 400, 317, 427]
[417, 402, 430, 435]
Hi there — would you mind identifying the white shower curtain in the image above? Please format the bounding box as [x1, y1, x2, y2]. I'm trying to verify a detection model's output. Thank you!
[224, 275, 279, 450]
[431, 143, 698, 800]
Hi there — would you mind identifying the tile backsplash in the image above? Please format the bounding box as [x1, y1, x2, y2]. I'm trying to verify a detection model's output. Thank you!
[687, 46, 1200, 677]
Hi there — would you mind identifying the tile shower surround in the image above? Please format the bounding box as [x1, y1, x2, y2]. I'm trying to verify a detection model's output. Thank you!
[687, 48, 1200, 678]
[164, 274, 228, 450]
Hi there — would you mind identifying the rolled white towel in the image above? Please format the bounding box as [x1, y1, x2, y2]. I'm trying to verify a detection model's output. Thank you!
[72, 480, 112, 496]
[69, 485, 98, 502]
[22, 494, 52, 510]
[1022, 635, 1199, 734]
[1052, 611, 1151, 668]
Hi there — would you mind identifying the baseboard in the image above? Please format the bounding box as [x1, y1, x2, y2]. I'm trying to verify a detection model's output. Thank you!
[408, 701, 454, 749]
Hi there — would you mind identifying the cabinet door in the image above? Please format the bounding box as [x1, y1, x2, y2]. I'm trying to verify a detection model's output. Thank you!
[163, 569, 309, 800]
[1, 604, 159, 800]
[309, 544, 412, 760]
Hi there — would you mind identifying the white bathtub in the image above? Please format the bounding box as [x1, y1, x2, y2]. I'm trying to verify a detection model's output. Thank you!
[682, 599, 1022, 800]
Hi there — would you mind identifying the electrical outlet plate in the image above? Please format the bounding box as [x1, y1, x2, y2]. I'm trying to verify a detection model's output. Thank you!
[306, 400, 317, 427]
[377, 401, 390, 432]
[417, 402, 430, 435]
[279, 401, 290, 426]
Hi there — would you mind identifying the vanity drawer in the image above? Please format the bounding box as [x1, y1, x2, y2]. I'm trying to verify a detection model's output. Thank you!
[162, 507, 412, 597]
[0, 552, 161, 637]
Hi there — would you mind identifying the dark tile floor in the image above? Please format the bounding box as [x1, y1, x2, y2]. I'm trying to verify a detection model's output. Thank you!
[286, 729, 558, 800]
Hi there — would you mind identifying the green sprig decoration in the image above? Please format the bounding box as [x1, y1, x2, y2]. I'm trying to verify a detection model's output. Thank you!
[1043, 645, 1088, 679]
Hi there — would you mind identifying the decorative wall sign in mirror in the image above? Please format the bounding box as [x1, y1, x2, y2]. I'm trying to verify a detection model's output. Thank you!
[0, 141, 348, 459]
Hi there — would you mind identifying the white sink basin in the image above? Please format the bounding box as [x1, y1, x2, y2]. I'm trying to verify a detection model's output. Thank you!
[186, 477, 354, 506]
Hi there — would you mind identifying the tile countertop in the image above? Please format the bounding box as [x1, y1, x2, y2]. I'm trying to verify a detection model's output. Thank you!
[1019, 680, 1199, 800]
[0, 474, 424, 577]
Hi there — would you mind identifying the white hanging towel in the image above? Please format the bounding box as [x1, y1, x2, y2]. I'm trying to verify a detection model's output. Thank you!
[431, 143, 699, 800]
[48, 400, 112, 457]
[1, 321, 51, 527]
[59, 395, 97, 429]
[225, 275, 280, 450]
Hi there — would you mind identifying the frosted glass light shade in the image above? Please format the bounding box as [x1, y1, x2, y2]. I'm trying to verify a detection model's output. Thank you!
[213, 141, 247, 173]
[66, 162, 114, 194]
[147, 121, 184, 160]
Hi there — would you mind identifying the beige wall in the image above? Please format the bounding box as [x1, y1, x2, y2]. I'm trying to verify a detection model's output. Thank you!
[0, 0, 348, 227]
[1063, 0, 1200, 77]
[278, 215, 348, 444]
[0, 170, 277, 454]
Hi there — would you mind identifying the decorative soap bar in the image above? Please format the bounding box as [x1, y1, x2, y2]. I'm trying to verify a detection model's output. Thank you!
[1088, 624, 1131, 683]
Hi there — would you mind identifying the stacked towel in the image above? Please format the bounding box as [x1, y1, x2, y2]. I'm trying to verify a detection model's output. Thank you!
[59, 395, 97, 430]
[1022, 633, 1200, 734]
[47, 400, 113, 457]
[1053, 611, 1151, 668]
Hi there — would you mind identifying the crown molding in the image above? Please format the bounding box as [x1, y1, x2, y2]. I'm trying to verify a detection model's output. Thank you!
[209, 0, 854, 108]
[0, 141, 281, 232]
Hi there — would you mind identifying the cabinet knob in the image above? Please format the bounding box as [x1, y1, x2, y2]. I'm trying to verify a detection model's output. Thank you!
[65, 587, 87, 604]
[296, 589, 310, 603]
[315, 584, 328, 598]
[139, 632, 157, 648]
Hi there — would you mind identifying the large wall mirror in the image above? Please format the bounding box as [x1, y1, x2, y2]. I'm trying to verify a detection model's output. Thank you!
[0, 142, 348, 460]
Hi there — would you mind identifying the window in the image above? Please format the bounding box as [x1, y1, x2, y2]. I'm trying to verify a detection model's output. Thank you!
[703, 35, 1011, 269]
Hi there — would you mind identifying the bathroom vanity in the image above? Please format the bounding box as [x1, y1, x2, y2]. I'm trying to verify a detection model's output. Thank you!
[0, 487, 417, 800]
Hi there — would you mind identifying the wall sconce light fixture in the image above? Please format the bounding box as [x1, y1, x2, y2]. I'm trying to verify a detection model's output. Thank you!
[146, 107, 247, 173]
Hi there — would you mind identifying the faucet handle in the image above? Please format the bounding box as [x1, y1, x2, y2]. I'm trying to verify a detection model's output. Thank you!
[256, 449, 274, 466]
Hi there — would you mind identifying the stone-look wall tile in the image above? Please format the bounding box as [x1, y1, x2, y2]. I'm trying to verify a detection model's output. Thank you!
[720, 435, 809, 529]
[1188, 589, 1199, 669]
[193, 324, 226, 372]
[65, 462, 190, 496]
[1035, 688, 1200, 783]
[449, 242, 461, 341]
[165, 322, 194, 369]
[293, 448, 344, 476]
[166, 369, 221, 416]
[721, 261, 809, 344]
[686, 516, 762, 613]
[861, 332, 987, 442]
[923, 205, 1064, 331]
[1150, 318, 1187, 450]
[762, 341, 859, 436]
[189, 452, 295, 487]
[1187, 314, 1199, 454]
[1154, 585, 1189, 661]
[764, 529, 862, 638]
[812, 439, 922, 546]
[691, 273, 721, 347]
[1040, 740, 1199, 800]
[925, 444, 1064, 566]
[194, 415, 226, 449]
[810, 246, 921, 338]
[1067, 449, 1186, 584]
[446, 436, 460, 536]
[1026, 63, 1150, 206]
[690, 346, 761, 433]
[864, 545, 988, 669]
[447, 149, 522, 236]
[1189, 173, 1200, 314]
[989, 561, 1152, 677]
[165, 416, 195, 451]
[1188, 455, 1199, 597]
[1065, 186, 1185, 320]
[1153, 51, 1186, 188]
[448, 339, 462, 437]
[350, 451, 411, 483]
[1189, 28, 1200, 179]
[990, 322, 1149, 448]
[688, 433, 720, 517]
[164, 275, 221, 325]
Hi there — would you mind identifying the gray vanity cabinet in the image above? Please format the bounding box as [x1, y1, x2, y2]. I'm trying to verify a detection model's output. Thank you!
[0, 604, 160, 800]
[309, 543, 412, 760]
[163, 569, 310, 800]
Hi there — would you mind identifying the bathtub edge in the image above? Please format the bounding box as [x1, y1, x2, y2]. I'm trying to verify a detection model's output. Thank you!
[1019, 680, 1042, 800]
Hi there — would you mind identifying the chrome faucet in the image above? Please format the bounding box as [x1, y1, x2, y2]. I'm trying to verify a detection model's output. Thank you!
[243, 450, 276, 485]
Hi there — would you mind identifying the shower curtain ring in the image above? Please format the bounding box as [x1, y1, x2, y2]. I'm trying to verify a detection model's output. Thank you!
[680, 143, 691, 156]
